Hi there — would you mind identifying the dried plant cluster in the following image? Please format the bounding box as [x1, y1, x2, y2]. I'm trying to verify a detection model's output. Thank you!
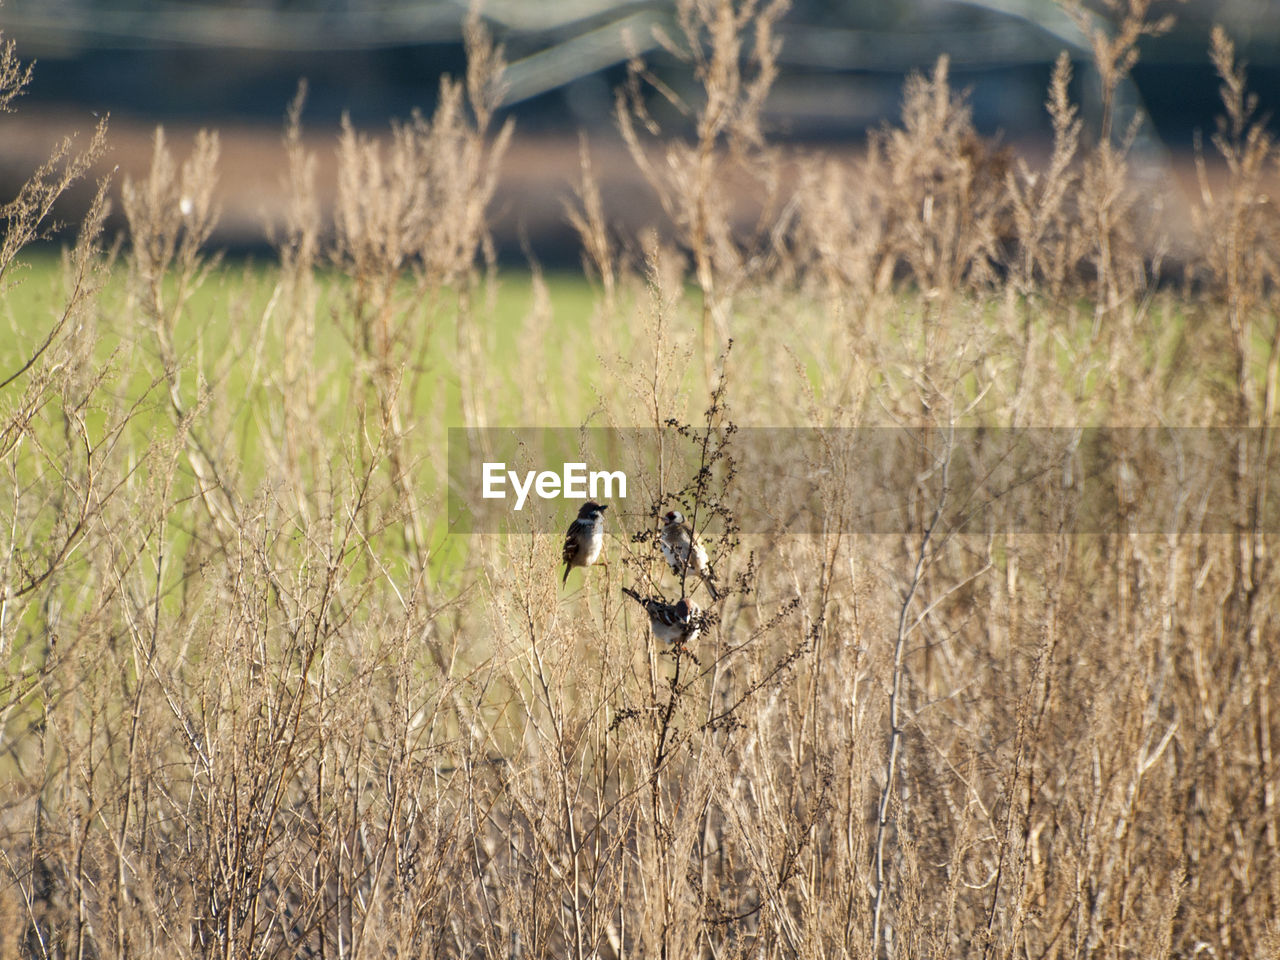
[3, 2, 1280, 958]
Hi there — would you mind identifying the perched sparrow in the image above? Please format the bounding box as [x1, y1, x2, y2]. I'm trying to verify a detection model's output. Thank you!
[562, 501, 608, 584]
[659, 510, 722, 600]
[622, 587, 703, 645]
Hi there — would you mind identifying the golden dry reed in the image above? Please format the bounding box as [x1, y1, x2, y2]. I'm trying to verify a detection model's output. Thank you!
[3, 3, 1280, 958]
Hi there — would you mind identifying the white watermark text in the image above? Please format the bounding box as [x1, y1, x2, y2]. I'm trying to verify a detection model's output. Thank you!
[482, 462, 627, 510]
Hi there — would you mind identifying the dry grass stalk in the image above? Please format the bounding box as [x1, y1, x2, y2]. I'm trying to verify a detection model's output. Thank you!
[617, 0, 790, 387]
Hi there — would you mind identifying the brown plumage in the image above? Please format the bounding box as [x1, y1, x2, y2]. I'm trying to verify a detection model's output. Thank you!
[659, 510, 722, 600]
[562, 501, 607, 584]
[622, 587, 703, 645]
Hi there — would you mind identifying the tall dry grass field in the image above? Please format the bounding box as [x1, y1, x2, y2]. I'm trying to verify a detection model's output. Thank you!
[3, 2, 1280, 958]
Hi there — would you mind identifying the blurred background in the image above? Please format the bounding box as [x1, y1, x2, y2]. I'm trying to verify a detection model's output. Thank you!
[0, 0, 1277, 258]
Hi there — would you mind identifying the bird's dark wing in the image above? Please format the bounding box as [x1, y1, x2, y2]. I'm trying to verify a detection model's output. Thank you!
[563, 521, 587, 584]
[623, 587, 663, 619]
[563, 519, 587, 564]
[651, 603, 680, 627]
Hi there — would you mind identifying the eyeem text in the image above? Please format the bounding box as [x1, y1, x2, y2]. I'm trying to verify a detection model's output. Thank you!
[482, 462, 627, 511]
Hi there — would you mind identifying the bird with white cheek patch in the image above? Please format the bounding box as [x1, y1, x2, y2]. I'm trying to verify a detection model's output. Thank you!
[562, 501, 608, 585]
[658, 510, 722, 601]
[622, 587, 703, 645]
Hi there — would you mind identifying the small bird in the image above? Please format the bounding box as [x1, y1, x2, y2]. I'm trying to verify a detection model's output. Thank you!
[659, 510, 722, 600]
[622, 587, 703, 645]
[562, 501, 608, 584]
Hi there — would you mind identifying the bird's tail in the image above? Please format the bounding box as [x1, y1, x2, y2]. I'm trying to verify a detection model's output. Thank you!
[621, 586, 643, 606]
[562, 563, 571, 585]
[706, 576, 722, 602]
